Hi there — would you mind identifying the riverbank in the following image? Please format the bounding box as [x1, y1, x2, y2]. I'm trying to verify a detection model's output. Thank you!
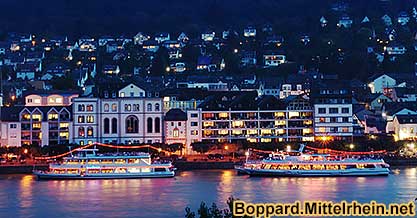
[0, 164, 48, 174]
[1, 159, 417, 174]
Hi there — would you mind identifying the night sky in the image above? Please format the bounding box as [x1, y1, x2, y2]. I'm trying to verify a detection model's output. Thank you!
[0, 0, 413, 37]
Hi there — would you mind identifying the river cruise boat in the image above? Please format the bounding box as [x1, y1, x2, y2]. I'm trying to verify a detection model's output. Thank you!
[235, 145, 390, 177]
[33, 149, 175, 179]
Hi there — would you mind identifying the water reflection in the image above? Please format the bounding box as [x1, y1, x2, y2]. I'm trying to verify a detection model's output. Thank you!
[0, 168, 416, 218]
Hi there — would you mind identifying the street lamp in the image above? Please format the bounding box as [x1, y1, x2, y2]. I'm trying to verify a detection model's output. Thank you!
[286, 145, 291, 152]
[349, 144, 355, 150]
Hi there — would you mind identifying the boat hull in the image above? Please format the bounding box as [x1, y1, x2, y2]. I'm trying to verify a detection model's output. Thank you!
[33, 171, 175, 180]
[244, 168, 390, 177]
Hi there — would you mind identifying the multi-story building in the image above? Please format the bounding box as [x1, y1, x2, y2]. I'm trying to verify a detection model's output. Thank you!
[164, 109, 187, 147]
[72, 83, 163, 146]
[312, 80, 353, 141]
[0, 106, 72, 147]
[185, 92, 314, 152]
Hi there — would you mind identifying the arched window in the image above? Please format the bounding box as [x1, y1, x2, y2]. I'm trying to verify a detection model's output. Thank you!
[111, 103, 117, 112]
[78, 104, 85, 112]
[112, 118, 118, 134]
[104, 104, 109, 112]
[147, 117, 153, 133]
[154, 117, 160, 133]
[173, 128, 179, 138]
[87, 127, 94, 137]
[147, 103, 152, 111]
[126, 116, 139, 133]
[155, 103, 160, 111]
[104, 118, 110, 134]
[86, 104, 94, 111]
[125, 104, 131, 111]
[78, 127, 85, 137]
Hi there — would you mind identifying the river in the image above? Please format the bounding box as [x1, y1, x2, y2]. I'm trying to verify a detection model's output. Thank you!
[0, 167, 416, 218]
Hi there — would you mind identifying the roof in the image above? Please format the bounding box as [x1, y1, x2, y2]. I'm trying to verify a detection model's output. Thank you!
[198, 91, 287, 111]
[395, 114, 417, 124]
[383, 102, 417, 115]
[1, 106, 72, 122]
[164, 109, 187, 121]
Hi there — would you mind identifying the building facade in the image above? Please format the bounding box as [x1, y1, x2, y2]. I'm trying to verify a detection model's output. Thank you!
[72, 84, 163, 146]
[312, 81, 353, 140]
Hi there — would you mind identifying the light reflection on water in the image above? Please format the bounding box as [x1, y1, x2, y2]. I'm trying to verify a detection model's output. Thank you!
[0, 167, 416, 218]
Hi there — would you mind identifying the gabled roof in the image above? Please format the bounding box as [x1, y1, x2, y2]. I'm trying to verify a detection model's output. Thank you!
[395, 114, 417, 124]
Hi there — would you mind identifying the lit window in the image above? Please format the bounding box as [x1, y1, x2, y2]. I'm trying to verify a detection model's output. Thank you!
[112, 103, 117, 112]
[173, 128, 179, 137]
[78, 116, 85, 123]
[86, 116, 94, 123]
[87, 127, 93, 137]
[86, 105, 94, 111]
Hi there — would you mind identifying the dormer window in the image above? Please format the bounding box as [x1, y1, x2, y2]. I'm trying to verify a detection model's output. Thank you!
[112, 92, 117, 98]
[104, 91, 109, 98]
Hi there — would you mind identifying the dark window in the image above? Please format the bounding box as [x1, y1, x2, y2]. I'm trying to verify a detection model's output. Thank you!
[329, 108, 338, 114]
[342, 108, 349, 113]
[191, 113, 198, 118]
[112, 118, 117, 134]
[147, 117, 153, 133]
[330, 117, 337, 123]
[191, 122, 198, 126]
[155, 118, 160, 133]
[78, 104, 85, 112]
[318, 108, 326, 114]
[104, 118, 110, 134]
[342, 117, 349, 123]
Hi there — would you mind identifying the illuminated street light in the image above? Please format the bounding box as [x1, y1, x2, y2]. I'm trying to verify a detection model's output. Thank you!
[349, 144, 355, 150]
[157, 148, 162, 153]
[408, 143, 415, 150]
[224, 145, 229, 150]
[286, 145, 291, 152]
[23, 149, 28, 154]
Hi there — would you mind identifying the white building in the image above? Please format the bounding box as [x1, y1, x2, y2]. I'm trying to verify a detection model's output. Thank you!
[312, 82, 353, 140]
[164, 109, 187, 148]
[368, 74, 396, 93]
[392, 114, 417, 141]
[263, 53, 286, 67]
[72, 83, 163, 145]
[243, 26, 256, 38]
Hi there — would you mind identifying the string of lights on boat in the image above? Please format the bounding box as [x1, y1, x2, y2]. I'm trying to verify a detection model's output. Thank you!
[33, 143, 170, 160]
[249, 146, 387, 155]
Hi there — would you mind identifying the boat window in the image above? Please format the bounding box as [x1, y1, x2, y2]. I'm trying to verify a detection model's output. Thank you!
[155, 168, 166, 172]
[346, 165, 356, 169]
[364, 164, 376, 168]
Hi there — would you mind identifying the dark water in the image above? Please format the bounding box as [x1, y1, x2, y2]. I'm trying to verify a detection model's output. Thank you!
[0, 168, 416, 218]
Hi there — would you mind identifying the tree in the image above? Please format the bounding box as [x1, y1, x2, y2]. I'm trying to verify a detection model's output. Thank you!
[150, 47, 169, 76]
[191, 142, 216, 154]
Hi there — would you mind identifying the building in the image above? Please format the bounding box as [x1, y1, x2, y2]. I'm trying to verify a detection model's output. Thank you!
[243, 26, 256, 38]
[392, 114, 417, 141]
[164, 109, 187, 147]
[72, 83, 163, 146]
[185, 92, 314, 153]
[263, 52, 286, 67]
[312, 80, 353, 140]
[0, 106, 72, 147]
[368, 74, 396, 94]
[25, 91, 79, 107]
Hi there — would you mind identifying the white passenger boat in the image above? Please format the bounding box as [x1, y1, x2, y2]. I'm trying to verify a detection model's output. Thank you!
[33, 148, 175, 179]
[236, 145, 390, 177]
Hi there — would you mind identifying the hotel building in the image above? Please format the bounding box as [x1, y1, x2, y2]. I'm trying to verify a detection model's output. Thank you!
[185, 92, 314, 152]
